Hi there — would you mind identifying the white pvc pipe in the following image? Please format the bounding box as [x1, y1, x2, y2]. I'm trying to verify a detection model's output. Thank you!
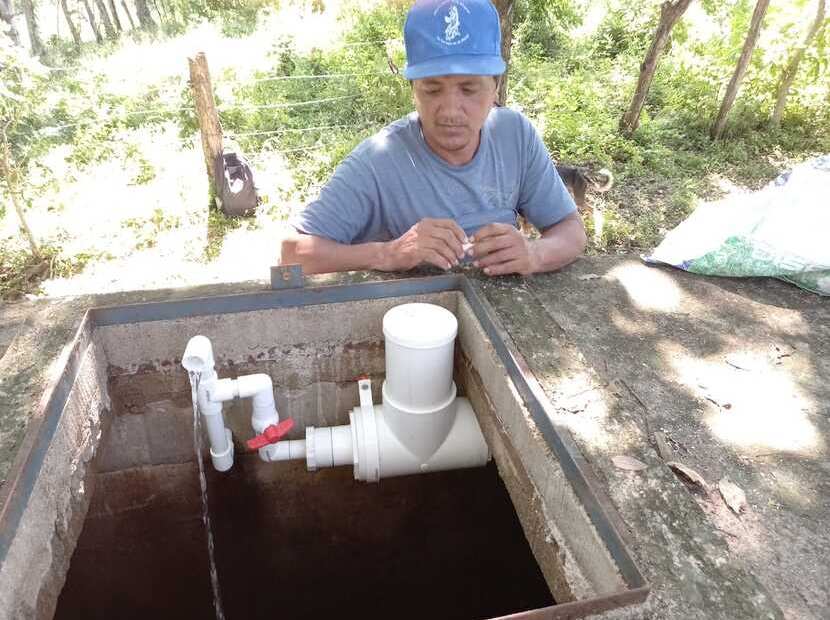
[264, 439, 307, 462]
[305, 425, 353, 470]
[182, 335, 216, 377]
[383, 303, 457, 410]
[183, 336, 234, 472]
[235, 374, 278, 432]
[351, 398, 488, 481]
[382, 381, 457, 462]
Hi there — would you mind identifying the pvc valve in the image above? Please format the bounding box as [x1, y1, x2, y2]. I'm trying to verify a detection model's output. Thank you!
[246, 419, 295, 450]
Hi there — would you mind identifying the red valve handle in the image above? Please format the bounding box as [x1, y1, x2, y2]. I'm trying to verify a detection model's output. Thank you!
[246, 419, 295, 450]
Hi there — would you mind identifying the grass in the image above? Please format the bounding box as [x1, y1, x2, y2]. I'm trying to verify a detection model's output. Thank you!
[1, 0, 828, 298]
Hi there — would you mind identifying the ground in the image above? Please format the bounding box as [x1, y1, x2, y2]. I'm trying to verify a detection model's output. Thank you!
[0, 256, 827, 619]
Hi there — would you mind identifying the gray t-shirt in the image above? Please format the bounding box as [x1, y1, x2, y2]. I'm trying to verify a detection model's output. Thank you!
[291, 107, 576, 244]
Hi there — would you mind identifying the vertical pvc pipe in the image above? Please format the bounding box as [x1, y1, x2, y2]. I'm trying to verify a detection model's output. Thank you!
[382, 303, 457, 409]
[382, 304, 460, 460]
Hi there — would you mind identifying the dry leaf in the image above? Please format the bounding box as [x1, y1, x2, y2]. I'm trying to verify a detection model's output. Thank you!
[654, 431, 673, 461]
[667, 461, 709, 491]
[577, 273, 601, 281]
[718, 477, 747, 514]
[612, 455, 648, 471]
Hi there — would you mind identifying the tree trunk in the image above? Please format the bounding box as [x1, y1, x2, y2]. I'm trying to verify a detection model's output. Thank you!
[81, 0, 102, 42]
[620, 0, 694, 135]
[149, 0, 163, 22]
[93, 0, 115, 37]
[0, 142, 40, 258]
[120, 0, 134, 29]
[492, 0, 515, 106]
[21, 0, 44, 55]
[0, 0, 21, 45]
[60, 0, 81, 46]
[107, 0, 121, 30]
[188, 52, 224, 188]
[772, 0, 826, 125]
[711, 0, 771, 140]
[133, 0, 155, 29]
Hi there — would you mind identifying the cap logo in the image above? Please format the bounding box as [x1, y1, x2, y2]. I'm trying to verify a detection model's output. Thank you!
[435, 1, 470, 46]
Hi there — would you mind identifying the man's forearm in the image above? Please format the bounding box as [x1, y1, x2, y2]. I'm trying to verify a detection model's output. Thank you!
[280, 234, 388, 275]
[530, 212, 587, 274]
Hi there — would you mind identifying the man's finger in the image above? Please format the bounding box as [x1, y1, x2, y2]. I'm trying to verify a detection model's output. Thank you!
[483, 258, 524, 276]
[430, 225, 464, 258]
[432, 218, 467, 243]
[423, 237, 459, 267]
[472, 232, 512, 260]
[477, 247, 516, 269]
[471, 222, 511, 242]
[423, 249, 453, 270]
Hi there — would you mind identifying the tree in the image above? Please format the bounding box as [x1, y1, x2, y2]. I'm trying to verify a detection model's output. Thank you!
[0, 0, 21, 45]
[60, 0, 82, 47]
[93, 0, 116, 38]
[21, 0, 43, 55]
[81, 0, 103, 43]
[620, 0, 694, 135]
[134, 0, 155, 29]
[120, 0, 135, 29]
[107, 0, 122, 31]
[492, 0, 516, 106]
[710, 0, 771, 140]
[772, 0, 827, 125]
[0, 36, 47, 257]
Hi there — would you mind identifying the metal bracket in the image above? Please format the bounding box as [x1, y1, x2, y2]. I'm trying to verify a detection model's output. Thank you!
[270, 264, 304, 290]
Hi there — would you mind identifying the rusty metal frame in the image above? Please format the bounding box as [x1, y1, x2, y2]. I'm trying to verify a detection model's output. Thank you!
[0, 273, 649, 618]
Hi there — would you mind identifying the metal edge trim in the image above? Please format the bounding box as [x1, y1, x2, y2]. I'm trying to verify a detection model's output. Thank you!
[0, 273, 649, 617]
[491, 586, 650, 620]
[460, 277, 649, 592]
[90, 275, 463, 326]
[0, 313, 94, 565]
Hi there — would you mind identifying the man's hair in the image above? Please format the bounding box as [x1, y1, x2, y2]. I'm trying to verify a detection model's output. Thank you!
[407, 76, 501, 86]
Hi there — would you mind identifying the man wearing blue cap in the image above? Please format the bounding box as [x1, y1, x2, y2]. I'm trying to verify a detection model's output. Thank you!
[281, 0, 585, 276]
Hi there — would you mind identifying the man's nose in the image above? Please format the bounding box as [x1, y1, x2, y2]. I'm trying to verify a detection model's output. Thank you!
[437, 90, 463, 118]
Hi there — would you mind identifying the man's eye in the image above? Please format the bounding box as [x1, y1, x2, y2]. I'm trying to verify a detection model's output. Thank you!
[462, 88, 477, 95]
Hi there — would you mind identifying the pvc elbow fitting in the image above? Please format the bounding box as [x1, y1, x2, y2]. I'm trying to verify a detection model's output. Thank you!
[236, 374, 278, 431]
[182, 335, 215, 375]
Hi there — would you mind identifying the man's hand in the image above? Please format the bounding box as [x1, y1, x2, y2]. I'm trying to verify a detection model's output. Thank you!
[381, 218, 466, 271]
[471, 223, 539, 276]
[471, 212, 587, 276]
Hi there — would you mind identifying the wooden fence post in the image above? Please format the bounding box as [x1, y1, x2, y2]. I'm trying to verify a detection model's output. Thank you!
[188, 52, 223, 190]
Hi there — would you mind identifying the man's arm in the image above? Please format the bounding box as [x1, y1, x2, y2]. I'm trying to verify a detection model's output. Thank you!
[471, 211, 587, 276]
[281, 218, 467, 275]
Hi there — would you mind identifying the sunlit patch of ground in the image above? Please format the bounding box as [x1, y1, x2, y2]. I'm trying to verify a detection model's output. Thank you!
[1, 2, 368, 298]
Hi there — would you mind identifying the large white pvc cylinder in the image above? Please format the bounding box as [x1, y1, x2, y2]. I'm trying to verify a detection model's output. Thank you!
[383, 303, 457, 410]
[351, 398, 489, 481]
[382, 381, 457, 462]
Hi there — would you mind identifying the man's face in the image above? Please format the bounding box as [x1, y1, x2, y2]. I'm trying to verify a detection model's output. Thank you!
[412, 75, 498, 165]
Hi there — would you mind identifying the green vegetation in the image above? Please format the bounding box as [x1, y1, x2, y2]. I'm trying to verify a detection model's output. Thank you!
[1, 0, 828, 298]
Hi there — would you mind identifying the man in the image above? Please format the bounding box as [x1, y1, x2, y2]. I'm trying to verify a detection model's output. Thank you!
[280, 0, 586, 276]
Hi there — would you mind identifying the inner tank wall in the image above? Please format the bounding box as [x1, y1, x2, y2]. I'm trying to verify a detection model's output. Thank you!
[456, 297, 624, 599]
[0, 331, 110, 620]
[1, 289, 629, 620]
[95, 293, 458, 471]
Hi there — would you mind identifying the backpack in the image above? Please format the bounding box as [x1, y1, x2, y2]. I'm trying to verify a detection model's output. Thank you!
[213, 150, 260, 217]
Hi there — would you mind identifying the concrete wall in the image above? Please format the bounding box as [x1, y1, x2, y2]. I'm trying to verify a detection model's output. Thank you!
[456, 297, 624, 600]
[0, 334, 109, 620]
[1, 290, 631, 618]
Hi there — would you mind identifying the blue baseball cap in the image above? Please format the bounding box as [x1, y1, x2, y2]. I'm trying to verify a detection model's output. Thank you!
[403, 0, 506, 79]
